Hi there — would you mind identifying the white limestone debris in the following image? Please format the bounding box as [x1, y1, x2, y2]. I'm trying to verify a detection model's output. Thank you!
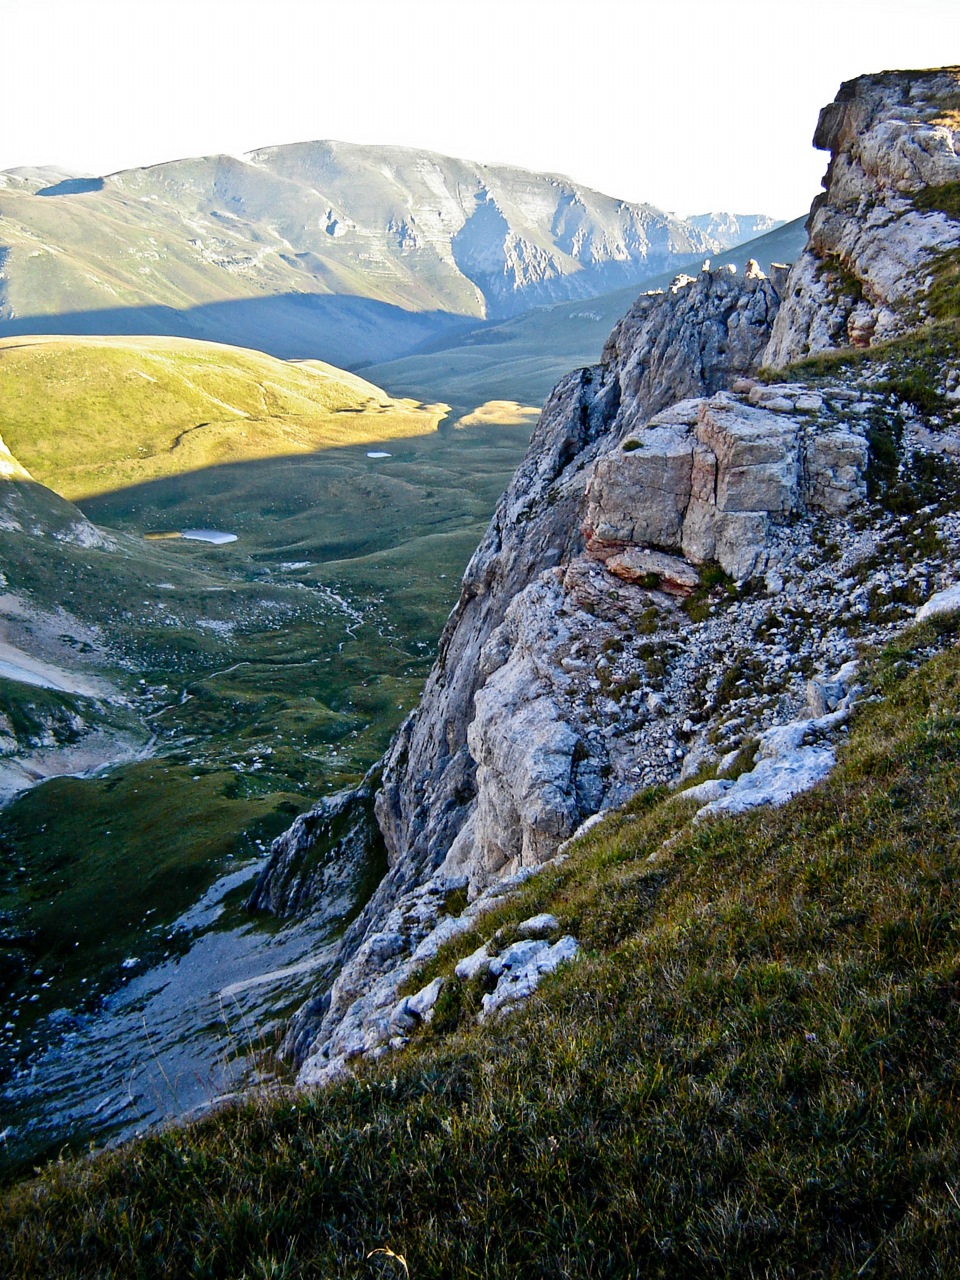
[479, 935, 580, 1020]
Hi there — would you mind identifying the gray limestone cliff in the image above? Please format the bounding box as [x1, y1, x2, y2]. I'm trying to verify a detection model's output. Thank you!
[765, 66, 960, 365]
[253, 68, 960, 1084]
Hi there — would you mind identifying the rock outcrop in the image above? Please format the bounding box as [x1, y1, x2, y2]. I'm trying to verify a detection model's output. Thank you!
[585, 389, 867, 582]
[255, 68, 960, 1087]
[258, 266, 780, 928]
[765, 67, 960, 366]
[247, 771, 385, 918]
[373, 266, 781, 887]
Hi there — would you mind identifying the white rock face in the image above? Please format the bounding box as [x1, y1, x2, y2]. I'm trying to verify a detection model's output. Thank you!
[695, 746, 836, 819]
[764, 68, 960, 367]
[917, 585, 960, 622]
[372, 266, 782, 896]
[693, 704, 854, 822]
[461, 578, 584, 886]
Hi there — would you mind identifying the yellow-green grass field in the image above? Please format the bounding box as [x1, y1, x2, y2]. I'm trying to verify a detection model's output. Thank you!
[0, 334, 447, 500]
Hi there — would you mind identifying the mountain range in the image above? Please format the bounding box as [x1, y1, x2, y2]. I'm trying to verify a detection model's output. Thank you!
[0, 142, 780, 366]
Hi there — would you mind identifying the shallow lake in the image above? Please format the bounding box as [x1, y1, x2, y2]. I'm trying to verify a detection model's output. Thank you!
[181, 529, 238, 544]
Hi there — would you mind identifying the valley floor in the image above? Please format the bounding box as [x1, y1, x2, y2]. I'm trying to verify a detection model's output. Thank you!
[0, 421, 533, 1172]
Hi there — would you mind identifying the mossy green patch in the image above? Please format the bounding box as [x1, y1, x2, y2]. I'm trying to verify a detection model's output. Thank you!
[912, 181, 960, 222]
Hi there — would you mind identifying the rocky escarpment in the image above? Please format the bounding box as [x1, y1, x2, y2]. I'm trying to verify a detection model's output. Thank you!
[247, 771, 385, 917]
[374, 264, 780, 881]
[255, 68, 960, 1085]
[765, 66, 960, 364]
[261, 265, 780, 1052]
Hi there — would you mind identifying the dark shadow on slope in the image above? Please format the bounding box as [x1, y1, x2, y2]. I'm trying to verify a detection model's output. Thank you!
[36, 178, 106, 197]
[0, 294, 474, 369]
[75, 419, 534, 571]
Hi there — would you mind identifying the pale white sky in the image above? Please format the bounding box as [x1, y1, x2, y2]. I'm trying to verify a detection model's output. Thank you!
[2, 0, 956, 218]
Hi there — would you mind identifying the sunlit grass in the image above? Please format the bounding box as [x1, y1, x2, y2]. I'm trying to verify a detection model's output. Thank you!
[0, 335, 447, 500]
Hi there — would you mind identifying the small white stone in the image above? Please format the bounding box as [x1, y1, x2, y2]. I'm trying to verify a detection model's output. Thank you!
[480, 936, 580, 1020]
[794, 393, 824, 413]
[455, 944, 493, 981]
[917, 585, 960, 622]
[515, 913, 559, 938]
[407, 976, 444, 1022]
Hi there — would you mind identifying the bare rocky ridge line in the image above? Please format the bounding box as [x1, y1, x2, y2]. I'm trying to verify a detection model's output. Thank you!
[765, 66, 960, 365]
[251, 68, 960, 1084]
[0, 142, 781, 368]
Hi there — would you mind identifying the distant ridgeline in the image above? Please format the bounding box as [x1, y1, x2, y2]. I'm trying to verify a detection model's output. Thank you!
[0, 143, 782, 366]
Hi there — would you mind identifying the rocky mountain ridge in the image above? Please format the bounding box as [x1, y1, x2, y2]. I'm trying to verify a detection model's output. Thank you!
[0, 141, 778, 365]
[250, 68, 960, 1085]
[765, 66, 960, 363]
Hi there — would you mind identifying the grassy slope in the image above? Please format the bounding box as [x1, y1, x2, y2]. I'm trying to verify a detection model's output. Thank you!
[0, 335, 445, 500]
[0, 159, 780, 330]
[364, 217, 809, 418]
[2, 616, 958, 1277]
[0, 176, 441, 317]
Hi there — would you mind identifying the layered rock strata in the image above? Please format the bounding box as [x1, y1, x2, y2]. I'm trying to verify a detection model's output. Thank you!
[585, 389, 866, 582]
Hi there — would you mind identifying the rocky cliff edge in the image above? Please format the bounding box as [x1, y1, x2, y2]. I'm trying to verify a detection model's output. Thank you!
[765, 66, 960, 364]
[250, 68, 960, 1086]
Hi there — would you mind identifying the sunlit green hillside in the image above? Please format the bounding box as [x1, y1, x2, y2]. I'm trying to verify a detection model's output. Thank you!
[0, 335, 446, 500]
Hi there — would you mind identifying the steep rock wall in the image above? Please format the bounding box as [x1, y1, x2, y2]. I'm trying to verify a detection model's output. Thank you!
[764, 67, 960, 365]
[374, 264, 779, 882]
[267, 266, 781, 1070]
[258, 68, 960, 1083]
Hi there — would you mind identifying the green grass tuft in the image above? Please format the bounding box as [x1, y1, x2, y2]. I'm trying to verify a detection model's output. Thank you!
[912, 181, 960, 222]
